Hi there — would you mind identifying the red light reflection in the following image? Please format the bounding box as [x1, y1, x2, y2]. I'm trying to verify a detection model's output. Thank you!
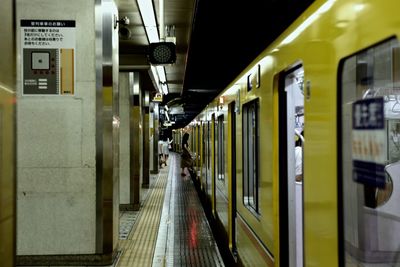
[188, 209, 198, 248]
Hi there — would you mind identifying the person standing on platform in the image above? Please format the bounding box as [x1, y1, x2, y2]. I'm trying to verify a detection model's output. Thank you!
[181, 133, 193, 176]
[158, 139, 165, 168]
[162, 138, 170, 166]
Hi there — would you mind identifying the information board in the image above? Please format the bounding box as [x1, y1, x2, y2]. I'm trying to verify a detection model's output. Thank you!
[352, 97, 387, 188]
[21, 20, 76, 95]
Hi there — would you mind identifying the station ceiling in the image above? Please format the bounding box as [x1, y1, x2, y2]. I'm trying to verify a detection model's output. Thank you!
[117, 0, 315, 129]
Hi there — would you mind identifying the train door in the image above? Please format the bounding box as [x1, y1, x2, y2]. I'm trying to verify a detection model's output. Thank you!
[202, 122, 207, 190]
[279, 65, 304, 267]
[212, 114, 216, 213]
[207, 121, 212, 197]
[340, 39, 400, 267]
[229, 102, 237, 256]
[197, 125, 201, 178]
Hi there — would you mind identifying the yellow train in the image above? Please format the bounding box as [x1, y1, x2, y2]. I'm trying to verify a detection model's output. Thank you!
[175, 0, 400, 266]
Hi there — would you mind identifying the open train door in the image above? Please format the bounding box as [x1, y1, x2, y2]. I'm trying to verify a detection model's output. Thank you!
[279, 65, 305, 267]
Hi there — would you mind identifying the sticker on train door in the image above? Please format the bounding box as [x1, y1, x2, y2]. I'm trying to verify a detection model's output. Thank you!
[352, 97, 386, 188]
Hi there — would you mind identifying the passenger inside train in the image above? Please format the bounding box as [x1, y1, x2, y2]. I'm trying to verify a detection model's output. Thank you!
[295, 130, 304, 182]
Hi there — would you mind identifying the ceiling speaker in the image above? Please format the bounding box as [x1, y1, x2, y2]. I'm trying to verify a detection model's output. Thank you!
[148, 42, 176, 65]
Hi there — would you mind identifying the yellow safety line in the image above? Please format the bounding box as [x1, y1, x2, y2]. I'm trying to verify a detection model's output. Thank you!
[117, 166, 170, 267]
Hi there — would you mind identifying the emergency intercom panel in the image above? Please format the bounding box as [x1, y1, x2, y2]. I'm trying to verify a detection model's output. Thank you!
[23, 48, 58, 94]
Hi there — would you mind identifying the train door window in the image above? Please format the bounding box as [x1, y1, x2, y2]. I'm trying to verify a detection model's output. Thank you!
[242, 99, 259, 213]
[218, 115, 225, 181]
[230, 102, 238, 254]
[207, 121, 212, 195]
[340, 38, 400, 266]
[197, 125, 201, 175]
[202, 123, 207, 188]
[215, 116, 219, 181]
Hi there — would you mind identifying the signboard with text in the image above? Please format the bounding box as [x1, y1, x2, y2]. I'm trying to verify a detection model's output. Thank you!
[352, 97, 386, 188]
[21, 20, 76, 95]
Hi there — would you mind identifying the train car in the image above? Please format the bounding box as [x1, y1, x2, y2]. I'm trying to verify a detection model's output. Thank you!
[185, 0, 400, 266]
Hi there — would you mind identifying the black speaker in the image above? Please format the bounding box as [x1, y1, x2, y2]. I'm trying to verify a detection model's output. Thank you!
[148, 42, 176, 65]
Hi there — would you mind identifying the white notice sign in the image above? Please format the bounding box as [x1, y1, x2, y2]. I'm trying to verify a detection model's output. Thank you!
[21, 20, 76, 95]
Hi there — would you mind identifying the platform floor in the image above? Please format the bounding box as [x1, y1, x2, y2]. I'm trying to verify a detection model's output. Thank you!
[116, 153, 224, 267]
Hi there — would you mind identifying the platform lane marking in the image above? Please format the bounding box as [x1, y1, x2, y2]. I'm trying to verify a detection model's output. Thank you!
[117, 164, 170, 267]
[152, 154, 176, 267]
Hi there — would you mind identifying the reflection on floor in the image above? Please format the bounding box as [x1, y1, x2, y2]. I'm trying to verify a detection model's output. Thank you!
[117, 153, 224, 267]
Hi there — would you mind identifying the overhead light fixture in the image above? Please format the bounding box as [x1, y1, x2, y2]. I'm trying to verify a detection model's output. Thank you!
[137, 0, 170, 95]
[137, 0, 157, 27]
[161, 82, 168, 95]
[156, 66, 166, 83]
[150, 66, 161, 93]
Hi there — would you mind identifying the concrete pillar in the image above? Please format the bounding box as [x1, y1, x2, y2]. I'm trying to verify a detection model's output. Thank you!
[141, 90, 150, 188]
[0, 0, 16, 266]
[150, 103, 160, 174]
[119, 73, 131, 206]
[120, 72, 141, 210]
[16, 0, 120, 264]
[130, 73, 141, 210]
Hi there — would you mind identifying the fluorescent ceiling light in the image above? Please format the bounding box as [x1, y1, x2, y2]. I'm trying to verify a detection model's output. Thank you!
[151, 65, 169, 95]
[137, 0, 157, 27]
[146, 27, 160, 43]
[162, 83, 169, 95]
[150, 66, 162, 94]
[138, 0, 170, 95]
[137, 0, 159, 43]
[156, 66, 166, 82]
[150, 66, 159, 85]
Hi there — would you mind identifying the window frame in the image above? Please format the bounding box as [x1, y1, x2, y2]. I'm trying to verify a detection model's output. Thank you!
[217, 114, 225, 181]
[242, 99, 260, 214]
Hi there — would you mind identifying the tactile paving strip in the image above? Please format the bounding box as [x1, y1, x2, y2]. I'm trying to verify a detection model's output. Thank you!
[117, 165, 170, 267]
[119, 174, 158, 241]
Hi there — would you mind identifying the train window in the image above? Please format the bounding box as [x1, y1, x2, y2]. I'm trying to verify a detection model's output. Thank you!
[340, 38, 400, 266]
[197, 125, 200, 174]
[242, 99, 259, 213]
[207, 121, 212, 195]
[202, 123, 207, 186]
[217, 115, 225, 181]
